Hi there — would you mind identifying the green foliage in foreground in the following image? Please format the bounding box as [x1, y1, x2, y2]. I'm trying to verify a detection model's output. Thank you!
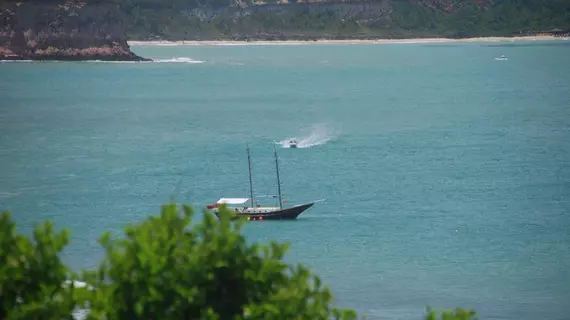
[425, 307, 478, 320]
[1, 204, 477, 319]
[0, 213, 78, 320]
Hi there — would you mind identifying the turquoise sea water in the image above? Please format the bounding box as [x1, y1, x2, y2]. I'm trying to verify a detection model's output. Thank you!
[1, 40, 570, 319]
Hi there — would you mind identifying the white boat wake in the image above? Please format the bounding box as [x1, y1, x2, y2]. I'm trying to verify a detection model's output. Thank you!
[277, 123, 339, 149]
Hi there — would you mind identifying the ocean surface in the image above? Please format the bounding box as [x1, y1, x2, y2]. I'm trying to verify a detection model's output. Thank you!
[1, 40, 570, 319]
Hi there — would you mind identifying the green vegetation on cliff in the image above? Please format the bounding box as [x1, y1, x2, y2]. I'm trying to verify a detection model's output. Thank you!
[1, 203, 476, 319]
[3, 0, 568, 42]
[391, 0, 570, 38]
[112, 0, 570, 40]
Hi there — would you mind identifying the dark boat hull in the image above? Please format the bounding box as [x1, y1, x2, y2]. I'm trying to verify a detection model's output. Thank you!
[215, 202, 315, 220]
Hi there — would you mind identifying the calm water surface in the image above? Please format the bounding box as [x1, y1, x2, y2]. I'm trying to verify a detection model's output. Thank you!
[1, 40, 569, 319]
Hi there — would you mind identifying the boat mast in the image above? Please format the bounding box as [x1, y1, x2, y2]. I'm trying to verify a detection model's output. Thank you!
[273, 144, 283, 210]
[247, 144, 255, 208]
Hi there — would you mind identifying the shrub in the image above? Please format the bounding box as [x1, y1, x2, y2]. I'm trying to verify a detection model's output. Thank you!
[0, 212, 80, 320]
[0, 203, 477, 320]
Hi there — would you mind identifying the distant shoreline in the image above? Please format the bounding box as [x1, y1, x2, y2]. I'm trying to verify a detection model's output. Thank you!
[128, 36, 569, 46]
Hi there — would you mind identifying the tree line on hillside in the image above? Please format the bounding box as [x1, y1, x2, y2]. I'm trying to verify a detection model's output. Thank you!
[2, 0, 568, 40]
[116, 0, 570, 40]
[0, 203, 477, 320]
[391, 0, 570, 38]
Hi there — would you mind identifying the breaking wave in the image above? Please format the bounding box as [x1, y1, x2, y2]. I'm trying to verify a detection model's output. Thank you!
[152, 57, 205, 63]
[277, 123, 339, 149]
[0, 57, 206, 64]
[85, 57, 205, 64]
[0, 60, 33, 63]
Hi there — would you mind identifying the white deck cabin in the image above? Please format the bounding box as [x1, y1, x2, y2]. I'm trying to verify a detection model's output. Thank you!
[210, 197, 281, 214]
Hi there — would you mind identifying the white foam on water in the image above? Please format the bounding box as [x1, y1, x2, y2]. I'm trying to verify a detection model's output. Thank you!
[152, 57, 205, 63]
[85, 60, 138, 63]
[0, 60, 33, 63]
[0, 191, 20, 199]
[1, 58, 204, 64]
[278, 123, 339, 149]
[84, 57, 205, 64]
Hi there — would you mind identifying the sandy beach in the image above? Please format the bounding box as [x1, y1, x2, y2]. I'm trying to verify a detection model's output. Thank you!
[128, 35, 568, 46]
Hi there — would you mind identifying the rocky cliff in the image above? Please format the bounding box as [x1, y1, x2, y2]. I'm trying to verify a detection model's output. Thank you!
[0, 0, 148, 61]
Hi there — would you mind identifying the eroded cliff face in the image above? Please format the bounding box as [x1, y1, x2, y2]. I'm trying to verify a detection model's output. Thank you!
[0, 1, 148, 61]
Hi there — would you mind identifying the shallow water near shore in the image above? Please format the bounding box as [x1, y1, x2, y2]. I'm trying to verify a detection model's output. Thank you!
[1, 40, 570, 319]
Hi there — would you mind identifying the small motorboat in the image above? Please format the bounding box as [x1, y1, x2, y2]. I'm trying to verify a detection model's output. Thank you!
[495, 55, 508, 61]
[288, 140, 298, 148]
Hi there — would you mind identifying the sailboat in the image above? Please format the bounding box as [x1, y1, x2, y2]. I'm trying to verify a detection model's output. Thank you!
[207, 145, 319, 220]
